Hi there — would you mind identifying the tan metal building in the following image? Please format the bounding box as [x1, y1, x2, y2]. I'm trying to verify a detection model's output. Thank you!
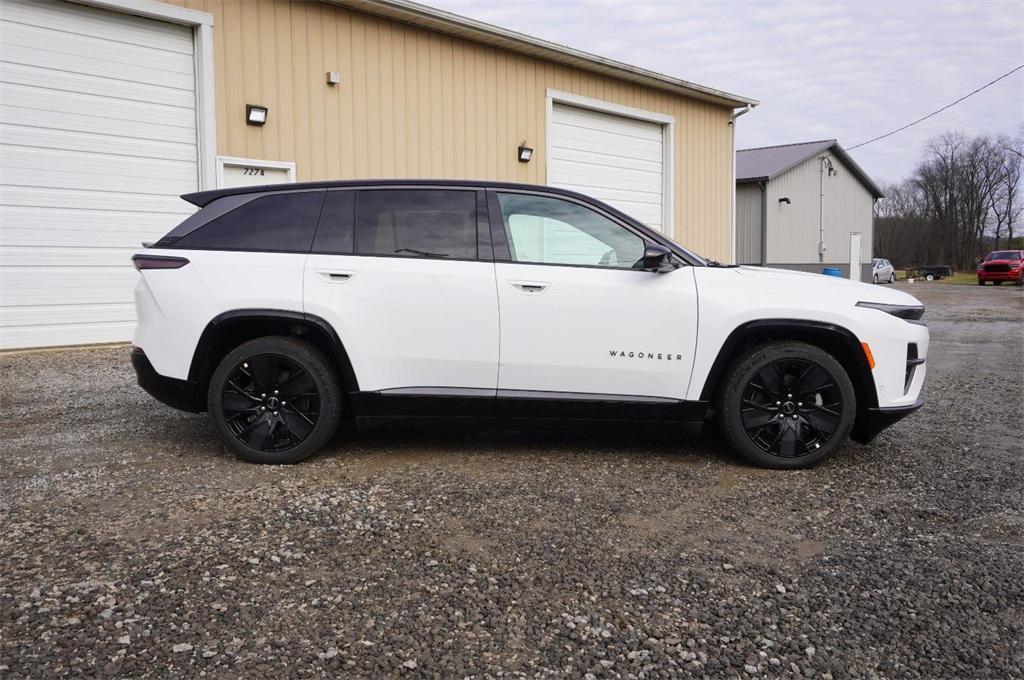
[0, 0, 756, 348]
[735, 140, 883, 282]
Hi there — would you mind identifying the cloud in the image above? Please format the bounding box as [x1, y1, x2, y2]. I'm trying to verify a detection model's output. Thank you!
[425, 0, 1024, 183]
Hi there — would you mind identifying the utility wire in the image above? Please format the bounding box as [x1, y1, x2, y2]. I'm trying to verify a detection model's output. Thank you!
[847, 64, 1024, 151]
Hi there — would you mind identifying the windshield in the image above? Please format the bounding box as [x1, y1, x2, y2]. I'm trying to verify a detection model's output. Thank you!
[986, 251, 1021, 261]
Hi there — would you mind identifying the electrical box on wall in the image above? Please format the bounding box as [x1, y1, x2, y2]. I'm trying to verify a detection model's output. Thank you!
[326, 71, 341, 85]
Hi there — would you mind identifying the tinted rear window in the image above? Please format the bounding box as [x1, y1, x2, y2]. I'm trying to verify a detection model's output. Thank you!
[354, 189, 477, 260]
[171, 191, 325, 252]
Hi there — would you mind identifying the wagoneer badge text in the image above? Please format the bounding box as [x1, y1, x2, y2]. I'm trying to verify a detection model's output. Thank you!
[609, 350, 684, 361]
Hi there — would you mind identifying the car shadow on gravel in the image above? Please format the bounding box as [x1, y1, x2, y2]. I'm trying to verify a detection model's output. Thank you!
[310, 421, 740, 468]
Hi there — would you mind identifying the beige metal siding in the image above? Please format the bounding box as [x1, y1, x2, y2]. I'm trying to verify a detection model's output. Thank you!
[765, 153, 874, 264]
[735, 183, 762, 264]
[169, 0, 735, 260]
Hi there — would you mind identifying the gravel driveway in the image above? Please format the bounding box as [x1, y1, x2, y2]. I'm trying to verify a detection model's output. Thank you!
[1, 283, 1021, 678]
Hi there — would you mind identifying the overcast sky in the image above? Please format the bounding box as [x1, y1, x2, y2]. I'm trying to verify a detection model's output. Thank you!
[425, 0, 1024, 184]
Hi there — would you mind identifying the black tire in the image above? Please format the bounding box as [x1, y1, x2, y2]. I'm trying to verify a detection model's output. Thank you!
[994, 281, 1002, 286]
[716, 341, 857, 469]
[1015, 277, 1024, 287]
[207, 336, 342, 464]
[978, 280, 985, 286]
[889, 273, 896, 284]
[925, 273, 935, 281]
[873, 274, 879, 284]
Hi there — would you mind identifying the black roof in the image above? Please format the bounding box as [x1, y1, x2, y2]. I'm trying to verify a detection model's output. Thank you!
[182, 179, 596, 207]
[177, 179, 709, 266]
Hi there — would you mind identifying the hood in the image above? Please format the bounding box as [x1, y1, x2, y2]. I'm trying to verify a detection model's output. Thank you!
[737, 265, 869, 289]
[736, 265, 922, 307]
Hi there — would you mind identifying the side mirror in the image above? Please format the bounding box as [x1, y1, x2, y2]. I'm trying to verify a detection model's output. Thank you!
[642, 243, 676, 273]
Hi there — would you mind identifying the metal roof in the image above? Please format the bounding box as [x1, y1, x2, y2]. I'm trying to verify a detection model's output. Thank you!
[327, 0, 759, 109]
[736, 140, 884, 199]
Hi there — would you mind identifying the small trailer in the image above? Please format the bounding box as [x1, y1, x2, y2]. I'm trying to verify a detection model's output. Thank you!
[906, 265, 953, 281]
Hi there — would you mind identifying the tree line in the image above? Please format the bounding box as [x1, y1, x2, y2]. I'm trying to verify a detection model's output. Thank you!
[873, 129, 1023, 271]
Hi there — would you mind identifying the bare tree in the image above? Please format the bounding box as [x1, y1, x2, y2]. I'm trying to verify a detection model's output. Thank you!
[987, 132, 1023, 248]
[880, 131, 1024, 271]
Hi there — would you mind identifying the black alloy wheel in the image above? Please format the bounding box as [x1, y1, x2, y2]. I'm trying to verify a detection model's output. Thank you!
[718, 341, 856, 469]
[738, 358, 842, 458]
[222, 354, 320, 453]
[208, 336, 342, 464]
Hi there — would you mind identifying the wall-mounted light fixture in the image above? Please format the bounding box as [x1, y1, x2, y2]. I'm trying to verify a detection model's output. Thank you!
[246, 104, 268, 126]
[517, 143, 533, 163]
[778, 197, 791, 204]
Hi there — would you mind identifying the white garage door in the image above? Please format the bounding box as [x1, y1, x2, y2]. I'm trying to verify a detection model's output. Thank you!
[0, 0, 198, 349]
[549, 103, 665, 232]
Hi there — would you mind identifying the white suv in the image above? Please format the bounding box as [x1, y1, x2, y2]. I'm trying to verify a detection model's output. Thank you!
[131, 181, 927, 469]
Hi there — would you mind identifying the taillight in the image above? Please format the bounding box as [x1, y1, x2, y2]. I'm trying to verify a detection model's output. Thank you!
[132, 254, 189, 270]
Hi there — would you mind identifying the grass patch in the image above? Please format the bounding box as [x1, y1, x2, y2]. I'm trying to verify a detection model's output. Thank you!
[934, 272, 979, 285]
[895, 270, 978, 285]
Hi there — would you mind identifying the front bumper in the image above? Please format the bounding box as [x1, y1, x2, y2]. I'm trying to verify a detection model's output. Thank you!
[131, 348, 203, 413]
[851, 397, 924, 445]
[978, 270, 1022, 282]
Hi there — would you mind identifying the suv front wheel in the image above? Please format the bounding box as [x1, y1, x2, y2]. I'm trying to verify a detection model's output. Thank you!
[208, 336, 343, 464]
[717, 341, 856, 469]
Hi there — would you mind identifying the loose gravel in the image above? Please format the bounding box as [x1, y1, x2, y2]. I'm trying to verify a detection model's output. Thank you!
[1, 283, 1022, 678]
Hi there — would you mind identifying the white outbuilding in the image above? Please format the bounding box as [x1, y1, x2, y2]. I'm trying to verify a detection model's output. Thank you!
[735, 139, 883, 281]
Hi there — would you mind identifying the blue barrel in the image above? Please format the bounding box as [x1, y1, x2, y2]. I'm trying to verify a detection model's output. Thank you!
[822, 267, 842, 277]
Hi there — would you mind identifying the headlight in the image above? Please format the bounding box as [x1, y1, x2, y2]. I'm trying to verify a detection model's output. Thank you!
[856, 301, 925, 322]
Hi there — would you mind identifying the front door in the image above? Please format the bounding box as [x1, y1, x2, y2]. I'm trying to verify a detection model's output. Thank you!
[849, 232, 862, 282]
[490, 191, 698, 400]
[304, 188, 499, 393]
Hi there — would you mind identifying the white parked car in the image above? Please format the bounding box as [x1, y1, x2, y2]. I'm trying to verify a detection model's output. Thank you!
[872, 258, 896, 284]
[132, 181, 927, 469]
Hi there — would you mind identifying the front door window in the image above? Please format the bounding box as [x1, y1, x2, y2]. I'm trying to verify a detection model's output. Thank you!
[497, 193, 645, 269]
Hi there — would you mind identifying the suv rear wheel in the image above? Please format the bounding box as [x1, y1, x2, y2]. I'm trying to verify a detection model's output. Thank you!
[208, 336, 342, 464]
[717, 341, 856, 469]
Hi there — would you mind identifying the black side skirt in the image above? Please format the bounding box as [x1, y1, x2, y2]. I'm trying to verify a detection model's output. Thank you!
[349, 388, 711, 432]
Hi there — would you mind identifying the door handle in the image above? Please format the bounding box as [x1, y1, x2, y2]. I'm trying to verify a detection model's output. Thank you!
[510, 280, 549, 294]
[318, 270, 356, 283]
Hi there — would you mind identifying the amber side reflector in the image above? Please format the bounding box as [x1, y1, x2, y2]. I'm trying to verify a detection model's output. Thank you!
[861, 342, 876, 370]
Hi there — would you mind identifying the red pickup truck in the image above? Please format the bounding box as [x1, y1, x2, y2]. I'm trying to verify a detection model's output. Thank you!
[977, 250, 1024, 286]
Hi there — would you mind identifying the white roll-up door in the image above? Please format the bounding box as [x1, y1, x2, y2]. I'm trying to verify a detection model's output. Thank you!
[548, 102, 665, 232]
[0, 0, 199, 349]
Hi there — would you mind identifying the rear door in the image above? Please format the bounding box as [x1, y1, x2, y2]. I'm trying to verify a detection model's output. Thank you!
[490, 190, 698, 400]
[303, 187, 499, 393]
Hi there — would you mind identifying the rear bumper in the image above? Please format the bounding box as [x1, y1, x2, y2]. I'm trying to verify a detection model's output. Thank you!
[131, 348, 203, 413]
[851, 398, 924, 445]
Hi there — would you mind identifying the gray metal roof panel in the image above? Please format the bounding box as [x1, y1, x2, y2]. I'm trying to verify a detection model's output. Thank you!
[736, 140, 835, 182]
[736, 140, 883, 199]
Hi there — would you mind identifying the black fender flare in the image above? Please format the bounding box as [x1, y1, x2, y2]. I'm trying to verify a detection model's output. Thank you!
[187, 309, 359, 396]
[698, 319, 878, 410]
